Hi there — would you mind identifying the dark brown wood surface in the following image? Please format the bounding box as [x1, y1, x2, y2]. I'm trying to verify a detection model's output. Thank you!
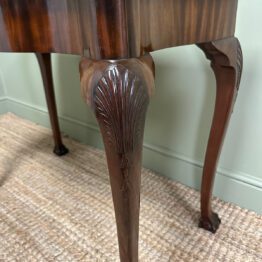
[197, 37, 242, 232]
[36, 53, 69, 156]
[0, 1, 242, 261]
[0, 0, 238, 59]
[80, 55, 155, 261]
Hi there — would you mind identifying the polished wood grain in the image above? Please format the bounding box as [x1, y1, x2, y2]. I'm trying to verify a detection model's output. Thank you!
[0, 0, 238, 59]
[36, 53, 68, 156]
[0, 1, 243, 261]
[197, 37, 243, 232]
[80, 54, 154, 262]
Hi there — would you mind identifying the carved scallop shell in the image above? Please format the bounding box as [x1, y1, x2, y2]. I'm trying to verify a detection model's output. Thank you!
[93, 64, 149, 155]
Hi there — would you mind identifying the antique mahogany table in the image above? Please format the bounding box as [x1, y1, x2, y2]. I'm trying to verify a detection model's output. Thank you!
[0, 0, 242, 261]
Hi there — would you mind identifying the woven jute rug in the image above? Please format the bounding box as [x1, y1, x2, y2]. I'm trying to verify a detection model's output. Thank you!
[0, 113, 261, 262]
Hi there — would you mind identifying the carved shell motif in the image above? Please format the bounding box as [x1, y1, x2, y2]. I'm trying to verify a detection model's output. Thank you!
[93, 64, 149, 157]
[197, 38, 243, 90]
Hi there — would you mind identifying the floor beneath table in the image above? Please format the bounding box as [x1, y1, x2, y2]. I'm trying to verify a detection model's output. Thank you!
[0, 113, 261, 261]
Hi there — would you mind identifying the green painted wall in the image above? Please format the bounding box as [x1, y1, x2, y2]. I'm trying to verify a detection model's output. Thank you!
[0, 0, 261, 213]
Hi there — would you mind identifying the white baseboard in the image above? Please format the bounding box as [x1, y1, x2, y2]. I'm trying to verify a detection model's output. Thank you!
[2, 96, 261, 214]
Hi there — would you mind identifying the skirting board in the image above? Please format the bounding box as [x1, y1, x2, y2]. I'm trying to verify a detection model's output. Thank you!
[1, 96, 262, 214]
[0, 97, 8, 114]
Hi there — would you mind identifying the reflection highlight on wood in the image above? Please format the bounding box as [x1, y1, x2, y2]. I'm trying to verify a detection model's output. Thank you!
[80, 55, 155, 261]
[0, 0, 238, 59]
[197, 37, 243, 233]
[0, 0, 242, 260]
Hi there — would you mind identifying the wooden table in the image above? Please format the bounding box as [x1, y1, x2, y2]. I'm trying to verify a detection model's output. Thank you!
[0, 1, 242, 261]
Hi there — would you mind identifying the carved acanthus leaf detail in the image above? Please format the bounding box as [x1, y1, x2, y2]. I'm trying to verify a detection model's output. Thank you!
[197, 38, 243, 90]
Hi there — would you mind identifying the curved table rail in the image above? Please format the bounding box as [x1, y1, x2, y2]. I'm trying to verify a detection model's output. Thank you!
[0, 0, 238, 59]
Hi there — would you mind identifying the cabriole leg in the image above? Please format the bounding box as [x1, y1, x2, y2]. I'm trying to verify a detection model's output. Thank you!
[36, 53, 68, 156]
[80, 55, 155, 261]
[197, 37, 243, 233]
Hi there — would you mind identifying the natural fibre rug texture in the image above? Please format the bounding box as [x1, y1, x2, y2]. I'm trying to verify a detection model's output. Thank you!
[0, 113, 261, 262]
